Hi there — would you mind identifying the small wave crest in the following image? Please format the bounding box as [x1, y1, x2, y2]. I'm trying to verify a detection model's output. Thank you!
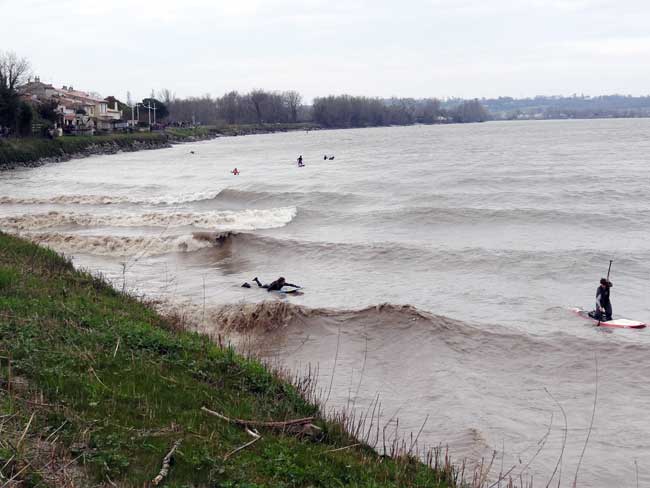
[212, 188, 366, 207]
[204, 233, 650, 280]
[365, 205, 645, 227]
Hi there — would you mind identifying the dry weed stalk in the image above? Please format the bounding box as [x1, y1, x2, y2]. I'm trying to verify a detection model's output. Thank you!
[572, 353, 598, 488]
[223, 428, 261, 461]
[201, 406, 321, 437]
[544, 388, 568, 488]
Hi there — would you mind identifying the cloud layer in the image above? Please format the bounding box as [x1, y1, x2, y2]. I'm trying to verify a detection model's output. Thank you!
[4, 0, 649, 100]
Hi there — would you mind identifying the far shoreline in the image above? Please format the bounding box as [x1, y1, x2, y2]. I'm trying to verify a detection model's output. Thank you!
[3, 116, 644, 172]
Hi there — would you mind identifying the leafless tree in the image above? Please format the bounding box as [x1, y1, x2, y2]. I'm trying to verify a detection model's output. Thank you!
[284, 90, 302, 122]
[0, 51, 31, 91]
[158, 88, 176, 105]
[220, 91, 243, 124]
[249, 89, 268, 124]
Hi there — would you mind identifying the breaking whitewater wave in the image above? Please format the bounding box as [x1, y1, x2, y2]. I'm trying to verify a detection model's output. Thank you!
[0, 207, 297, 232]
[0, 194, 134, 206]
[20, 232, 216, 256]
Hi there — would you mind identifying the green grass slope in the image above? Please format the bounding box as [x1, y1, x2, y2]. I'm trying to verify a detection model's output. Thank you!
[0, 232, 453, 487]
[0, 133, 168, 166]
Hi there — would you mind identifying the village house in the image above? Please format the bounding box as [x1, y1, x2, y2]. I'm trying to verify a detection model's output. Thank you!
[19, 77, 125, 134]
[53, 86, 123, 132]
[19, 77, 57, 100]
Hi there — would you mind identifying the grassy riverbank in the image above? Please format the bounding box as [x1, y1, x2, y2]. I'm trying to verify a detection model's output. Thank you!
[0, 123, 320, 168]
[0, 232, 453, 487]
[0, 133, 168, 167]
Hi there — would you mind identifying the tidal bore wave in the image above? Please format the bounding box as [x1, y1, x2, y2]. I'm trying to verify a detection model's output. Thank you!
[206, 300, 650, 359]
[18, 232, 220, 257]
[0, 187, 364, 208]
[0, 207, 297, 231]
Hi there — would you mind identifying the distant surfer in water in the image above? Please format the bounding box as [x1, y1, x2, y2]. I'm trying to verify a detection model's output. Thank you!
[252, 276, 301, 292]
[231, 167, 240, 175]
[594, 278, 613, 321]
[297, 155, 304, 167]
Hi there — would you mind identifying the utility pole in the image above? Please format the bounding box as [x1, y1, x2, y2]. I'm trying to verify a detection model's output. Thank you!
[126, 91, 141, 130]
[141, 100, 154, 129]
[129, 102, 141, 129]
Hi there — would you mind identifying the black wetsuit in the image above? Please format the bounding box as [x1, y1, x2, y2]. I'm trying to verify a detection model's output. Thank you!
[596, 284, 613, 321]
[253, 277, 299, 292]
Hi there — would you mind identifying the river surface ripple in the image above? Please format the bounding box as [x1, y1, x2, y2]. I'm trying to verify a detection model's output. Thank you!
[2, 119, 650, 486]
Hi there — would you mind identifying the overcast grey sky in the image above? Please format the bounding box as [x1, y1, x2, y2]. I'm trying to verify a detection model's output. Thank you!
[3, 0, 650, 101]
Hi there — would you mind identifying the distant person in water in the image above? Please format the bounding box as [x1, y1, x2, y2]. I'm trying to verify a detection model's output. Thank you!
[594, 278, 613, 321]
[297, 155, 304, 167]
[231, 167, 240, 175]
[328, 156, 335, 160]
[252, 276, 300, 292]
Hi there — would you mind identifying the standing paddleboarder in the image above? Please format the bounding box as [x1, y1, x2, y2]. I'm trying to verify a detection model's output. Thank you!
[595, 277, 613, 322]
[591, 260, 614, 324]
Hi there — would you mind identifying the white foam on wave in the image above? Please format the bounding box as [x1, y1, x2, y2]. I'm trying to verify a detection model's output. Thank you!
[0, 195, 132, 205]
[145, 191, 221, 205]
[0, 207, 297, 231]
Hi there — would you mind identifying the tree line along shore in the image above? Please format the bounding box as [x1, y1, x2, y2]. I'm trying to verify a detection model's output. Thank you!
[4, 49, 650, 151]
[1, 50, 487, 142]
[0, 232, 461, 487]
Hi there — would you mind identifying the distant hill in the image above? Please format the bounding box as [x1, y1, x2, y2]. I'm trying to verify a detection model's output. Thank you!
[449, 95, 650, 120]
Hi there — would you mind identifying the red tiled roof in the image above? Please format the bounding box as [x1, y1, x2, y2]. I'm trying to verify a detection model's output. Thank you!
[54, 88, 107, 104]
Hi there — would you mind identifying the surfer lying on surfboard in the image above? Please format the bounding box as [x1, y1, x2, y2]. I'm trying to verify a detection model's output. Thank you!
[252, 276, 301, 292]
